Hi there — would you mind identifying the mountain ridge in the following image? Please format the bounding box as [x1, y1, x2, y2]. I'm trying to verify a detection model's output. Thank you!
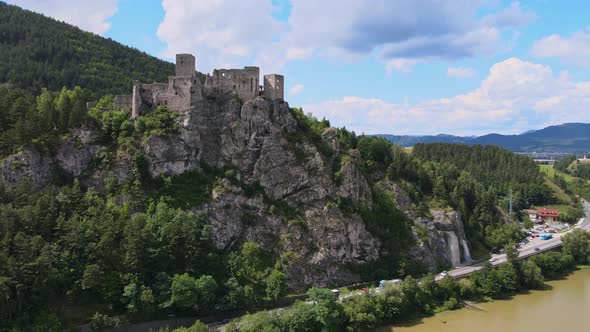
[376, 122, 590, 153]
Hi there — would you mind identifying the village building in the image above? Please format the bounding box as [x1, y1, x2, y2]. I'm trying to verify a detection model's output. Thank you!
[527, 208, 560, 222]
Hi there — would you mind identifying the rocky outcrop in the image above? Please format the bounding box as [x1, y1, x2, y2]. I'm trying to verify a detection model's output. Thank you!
[206, 179, 380, 291]
[56, 126, 101, 177]
[337, 162, 373, 208]
[0, 149, 53, 187]
[410, 210, 471, 270]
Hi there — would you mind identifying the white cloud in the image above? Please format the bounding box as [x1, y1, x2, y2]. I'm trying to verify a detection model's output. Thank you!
[301, 58, 590, 136]
[481, 2, 536, 29]
[289, 84, 304, 95]
[157, 0, 285, 74]
[530, 28, 590, 67]
[156, 0, 535, 74]
[448, 66, 477, 78]
[284, 0, 532, 73]
[8, 0, 118, 35]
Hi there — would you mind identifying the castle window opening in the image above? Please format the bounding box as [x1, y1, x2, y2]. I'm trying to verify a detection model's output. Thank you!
[175, 92, 178, 95]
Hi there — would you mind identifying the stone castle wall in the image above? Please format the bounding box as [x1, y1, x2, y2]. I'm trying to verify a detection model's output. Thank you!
[113, 53, 283, 116]
[204, 66, 260, 101]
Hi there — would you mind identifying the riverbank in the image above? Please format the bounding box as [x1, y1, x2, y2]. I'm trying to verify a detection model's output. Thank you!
[377, 266, 590, 332]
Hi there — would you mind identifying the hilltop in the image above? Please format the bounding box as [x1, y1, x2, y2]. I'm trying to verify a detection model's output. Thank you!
[0, 2, 193, 95]
[377, 123, 590, 154]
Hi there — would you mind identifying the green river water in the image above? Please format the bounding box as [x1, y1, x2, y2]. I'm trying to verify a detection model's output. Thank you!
[377, 268, 590, 332]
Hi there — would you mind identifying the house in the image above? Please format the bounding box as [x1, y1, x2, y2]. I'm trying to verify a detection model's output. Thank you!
[526, 209, 538, 220]
[537, 208, 560, 222]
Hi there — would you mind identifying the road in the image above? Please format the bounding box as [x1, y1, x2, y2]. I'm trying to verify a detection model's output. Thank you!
[439, 200, 590, 281]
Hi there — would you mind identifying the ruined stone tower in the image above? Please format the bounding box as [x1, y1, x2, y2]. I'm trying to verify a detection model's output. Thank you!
[176, 54, 196, 77]
[131, 82, 141, 119]
[264, 74, 284, 100]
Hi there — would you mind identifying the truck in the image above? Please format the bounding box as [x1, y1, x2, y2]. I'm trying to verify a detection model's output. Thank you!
[541, 233, 553, 240]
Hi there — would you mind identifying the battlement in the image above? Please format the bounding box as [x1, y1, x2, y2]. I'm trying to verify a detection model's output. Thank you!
[204, 67, 260, 101]
[113, 53, 284, 116]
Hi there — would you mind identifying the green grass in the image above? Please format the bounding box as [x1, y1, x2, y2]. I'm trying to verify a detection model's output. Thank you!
[540, 164, 577, 183]
[533, 204, 570, 211]
[543, 177, 571, 203]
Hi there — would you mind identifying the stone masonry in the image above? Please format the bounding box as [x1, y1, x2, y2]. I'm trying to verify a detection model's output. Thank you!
[113, 53, 284, 117]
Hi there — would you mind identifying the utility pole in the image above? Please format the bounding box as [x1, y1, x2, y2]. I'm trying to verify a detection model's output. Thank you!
[509, 189, 513, 217]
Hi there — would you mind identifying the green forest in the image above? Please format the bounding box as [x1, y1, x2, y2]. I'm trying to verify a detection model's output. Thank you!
[0, 2, 179, 95]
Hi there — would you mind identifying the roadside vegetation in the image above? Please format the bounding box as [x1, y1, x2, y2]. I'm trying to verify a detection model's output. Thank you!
[228, 230, 590, 332]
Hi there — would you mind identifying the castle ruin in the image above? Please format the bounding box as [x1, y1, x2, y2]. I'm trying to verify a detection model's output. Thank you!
[113, 53, 284, 118]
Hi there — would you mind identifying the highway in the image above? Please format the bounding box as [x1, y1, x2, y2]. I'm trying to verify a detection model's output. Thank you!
[439, 200, 590, 281]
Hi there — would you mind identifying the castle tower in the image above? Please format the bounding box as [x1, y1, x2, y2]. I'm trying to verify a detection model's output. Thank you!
[131, 82, 141, 119]
[176, 54, 196, 77]
[264, 74, 284, 100]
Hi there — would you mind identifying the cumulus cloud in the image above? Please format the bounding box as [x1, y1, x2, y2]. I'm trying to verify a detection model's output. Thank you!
[157, 0, 285, 73]
[448, 66, 477, 78]
[284, 0, 533, 73]
[530, 28, 590, 67]
[8, 0, 118, 35]
[289, 84, 304, 95]
[156, 0, 535, 74]
[301, 58, 590, 135]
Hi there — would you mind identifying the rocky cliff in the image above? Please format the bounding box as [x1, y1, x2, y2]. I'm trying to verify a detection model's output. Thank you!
[0, 93, 470, 289]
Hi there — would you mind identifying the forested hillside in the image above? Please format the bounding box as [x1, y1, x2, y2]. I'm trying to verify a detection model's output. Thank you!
[0, 2, 176, 95]
[0, 84, 559, 330]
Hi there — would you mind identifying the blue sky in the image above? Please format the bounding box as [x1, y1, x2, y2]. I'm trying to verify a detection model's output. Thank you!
[6, 0, 590, 135]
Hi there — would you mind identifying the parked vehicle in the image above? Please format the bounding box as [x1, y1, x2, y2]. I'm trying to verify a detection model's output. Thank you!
[331, 289, 340, 298]
[541, 233, 553, 240]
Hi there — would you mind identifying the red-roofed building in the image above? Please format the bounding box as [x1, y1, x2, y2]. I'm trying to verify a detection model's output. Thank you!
[537, 208, 560, 222]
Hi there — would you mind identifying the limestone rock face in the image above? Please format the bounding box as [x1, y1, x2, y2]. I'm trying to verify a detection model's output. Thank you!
[338, 162, 373, 208]
[143, 135, 201, 177]
[409, 210, 471, 271]
[56, 126, 101, 177]
[0, 149, 53, 187]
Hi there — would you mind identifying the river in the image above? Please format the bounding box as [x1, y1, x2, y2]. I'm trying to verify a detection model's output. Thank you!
[377, 268, 590, 332]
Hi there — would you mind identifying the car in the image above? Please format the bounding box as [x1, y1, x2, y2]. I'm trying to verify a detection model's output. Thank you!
[439, 271, 448, 277]
[534, 247, 540, 251]
[489, 257, 497, 263]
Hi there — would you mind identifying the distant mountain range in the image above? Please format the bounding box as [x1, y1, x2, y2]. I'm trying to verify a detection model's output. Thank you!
[375, 123, 590, 154]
